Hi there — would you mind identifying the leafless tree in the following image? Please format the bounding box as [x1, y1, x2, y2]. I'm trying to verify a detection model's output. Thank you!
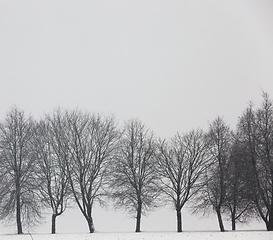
[0, 107, 41, 234]
[63, 110, 119, 233]
[156, 129, 210, 232]
[255, 93, 273, 231]
[110, 119, 160, 232]
[194, 117, 231, 232]
[223, 131, 255, 230]
[238, 93, 273, 231]
[32, 115, 71, 234]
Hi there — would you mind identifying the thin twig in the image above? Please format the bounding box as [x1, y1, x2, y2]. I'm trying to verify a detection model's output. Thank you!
[28, 232, 34, 240]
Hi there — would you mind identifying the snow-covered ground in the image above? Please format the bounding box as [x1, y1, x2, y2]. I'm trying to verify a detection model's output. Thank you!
[0, 231, 272, 240]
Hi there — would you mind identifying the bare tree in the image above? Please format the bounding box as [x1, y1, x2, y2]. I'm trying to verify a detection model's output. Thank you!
[63, 110, 119, 233]
[239, 93, 273, 231]
[255, 93, 273, 231]
[223, 131, 255, 230]
[194, 117, 231, 232]
[32, 116, 71, 234]
[110, 119, 160, 232]
[0, 107, 41, 234]
[156, 129, 210, 232]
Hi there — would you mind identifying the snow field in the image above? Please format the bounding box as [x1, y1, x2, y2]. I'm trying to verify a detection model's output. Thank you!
[0, 231, 272, 240]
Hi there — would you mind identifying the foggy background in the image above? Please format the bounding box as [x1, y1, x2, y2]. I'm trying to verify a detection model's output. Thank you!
[0, 0, 272, 233]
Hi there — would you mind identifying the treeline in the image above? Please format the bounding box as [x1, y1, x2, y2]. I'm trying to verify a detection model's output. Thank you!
[0, 93, 273, 234]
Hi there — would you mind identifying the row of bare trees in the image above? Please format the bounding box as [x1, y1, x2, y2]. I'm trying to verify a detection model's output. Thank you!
[0, 93, 273, 234]
[194, 93, 273, 232]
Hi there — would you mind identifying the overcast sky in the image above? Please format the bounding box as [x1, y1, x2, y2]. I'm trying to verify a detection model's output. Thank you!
[1, 0, 273, 233]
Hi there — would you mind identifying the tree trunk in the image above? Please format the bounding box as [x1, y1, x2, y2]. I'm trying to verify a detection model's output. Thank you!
[16, 198, 23, 234]
[176, 209, 182, 232]
[216, 207, 225, 232]
[16, 185, 23, 234]
[232, 216, 236, 231]
[87, 217, 95, 233]
[266, 205, 273, 231]
[51, 214, 57, 234]
[135, 202, 142, 232]
[231, 212, 236, 230]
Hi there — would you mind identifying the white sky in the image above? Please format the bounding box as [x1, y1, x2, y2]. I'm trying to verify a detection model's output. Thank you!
[0, 0, 272, 233]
